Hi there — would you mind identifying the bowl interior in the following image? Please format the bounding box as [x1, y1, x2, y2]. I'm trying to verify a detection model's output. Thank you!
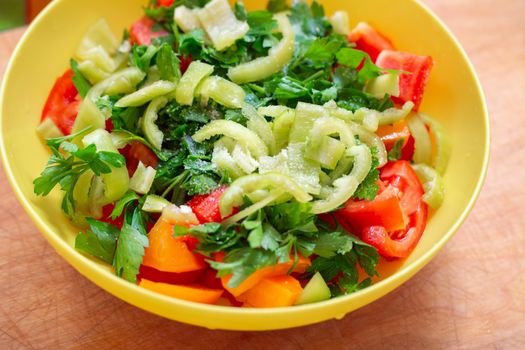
[0, 0, 489, 330]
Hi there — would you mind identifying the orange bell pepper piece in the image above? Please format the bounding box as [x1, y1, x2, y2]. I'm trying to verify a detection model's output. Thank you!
[376, 119, 411, 151]
[142, 208, 206, 273]
[221, 255, 311, 297]
[238, 275, 303, 308]
[139, 279, 223, 304]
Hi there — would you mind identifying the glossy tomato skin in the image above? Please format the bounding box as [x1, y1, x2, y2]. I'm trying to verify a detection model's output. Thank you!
[119, 141, 159, 177]
[376, 50, 434, 111]
[361, 199, 427, 258]
[336, 185, 408, 234]
[41, 69, 81, 135]
[337, 161, 427, 258]
[156, 0, 174, 6]
[130, 17, 168, 46]
[187, 187, 229, 223]
[348, 22, 394, 62]
[380, 160, 423, 216]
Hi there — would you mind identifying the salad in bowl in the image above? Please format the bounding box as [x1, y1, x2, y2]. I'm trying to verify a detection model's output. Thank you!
[33, 0, 450, 308]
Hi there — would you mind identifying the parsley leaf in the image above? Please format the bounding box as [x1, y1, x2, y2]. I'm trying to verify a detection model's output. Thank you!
[70, 59, 91, 98]
[388, 138, 405, 161]
[113, 209, 149, 283]
[33, 130, 126, 215]
[156, 43, 181, 81]
[353, 147, 380, 201]
[75, 218, 120, 264]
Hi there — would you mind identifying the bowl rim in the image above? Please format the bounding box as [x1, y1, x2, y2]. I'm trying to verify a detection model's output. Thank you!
[0, 0, 490, 330]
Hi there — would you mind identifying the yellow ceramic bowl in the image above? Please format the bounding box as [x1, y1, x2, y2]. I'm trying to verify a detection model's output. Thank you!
[0, 0, 489, 330]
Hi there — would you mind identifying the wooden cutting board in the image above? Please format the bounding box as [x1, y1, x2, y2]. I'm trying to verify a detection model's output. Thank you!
[1, 1, 524, 348]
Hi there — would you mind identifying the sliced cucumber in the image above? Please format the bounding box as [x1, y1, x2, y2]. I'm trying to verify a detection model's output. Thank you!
[295, 272, 331, 305]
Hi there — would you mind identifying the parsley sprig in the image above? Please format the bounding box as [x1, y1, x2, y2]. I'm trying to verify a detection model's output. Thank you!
[175, 201, 379, 295]
[33, 128, 126, 215]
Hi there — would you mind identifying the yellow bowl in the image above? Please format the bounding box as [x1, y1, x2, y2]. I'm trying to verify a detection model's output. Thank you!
[0, 0, 489, 330]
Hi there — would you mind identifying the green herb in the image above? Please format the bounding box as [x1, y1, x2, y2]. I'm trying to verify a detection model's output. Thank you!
[131, 45, 159, 72]
[114, 208, 149, 283]
[70, 59, 91, 98]
[110, 190, 140, 219]
[33, 129, 126, 214]
[75, 218, 120, 263]
[176, 201, 379, 291]
[156, 43, 181, 81]
[353, 147, 380, 201]
[388, 138, 405, 161]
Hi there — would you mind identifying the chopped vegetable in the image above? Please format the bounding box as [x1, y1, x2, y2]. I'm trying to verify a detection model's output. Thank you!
[139, 279, 223, 304]
[197, 0, 249, 51]
[348, 22, 394, 62]
[35, 0, 447, 307]
[228, 13, 295, 83]
[239, 275, 303, 307]
[294, 272, 331, 305]
[412, 163, 445, 209]
[142, 206, 206, 273]
[175, 61, 214, 106]
[376, 50, 434, 110]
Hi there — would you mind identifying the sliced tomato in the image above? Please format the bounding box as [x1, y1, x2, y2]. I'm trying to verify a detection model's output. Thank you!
[361, 200, 427, 258]
[156, 0, 174, 6]
[119, 141, 159, 177]
[336, 185, 408, 235]
[401, 135, 415, 161]
[180, 54, 192, 74]
[337, 160, 427, 258]
[41, 69, 81, 135]
[376, 50, 434, 111]
[187, 186, 228, 223]
[129, 17, 168, 46]
[348, 22, 394, 62]
[100, 203, 125, 229]
[380, 160, 423, 216]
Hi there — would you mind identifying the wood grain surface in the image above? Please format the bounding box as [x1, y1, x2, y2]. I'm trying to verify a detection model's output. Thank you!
[1, 1, 524, 349]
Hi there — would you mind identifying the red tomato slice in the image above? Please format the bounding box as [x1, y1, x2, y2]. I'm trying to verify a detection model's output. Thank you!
[348, 22, 394, 62]
[380, 160, 423, 216]
[361, 200, 427, 258]
[337, 160, 427, 258]
[41, 69, 81, 135]
[376, 50, 434, 111]
[180, 54, 192, 74]
[119, 141, 159, 177]
[336, 185, 408, 234]
[187, 186, 229, 223]
[129, 17, 168, 46]
[156, 0, 174, 7]
[100, 203, 125, 229]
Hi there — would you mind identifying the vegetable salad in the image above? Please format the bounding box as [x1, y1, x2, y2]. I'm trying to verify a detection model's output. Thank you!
[34, 0, 450, 308]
